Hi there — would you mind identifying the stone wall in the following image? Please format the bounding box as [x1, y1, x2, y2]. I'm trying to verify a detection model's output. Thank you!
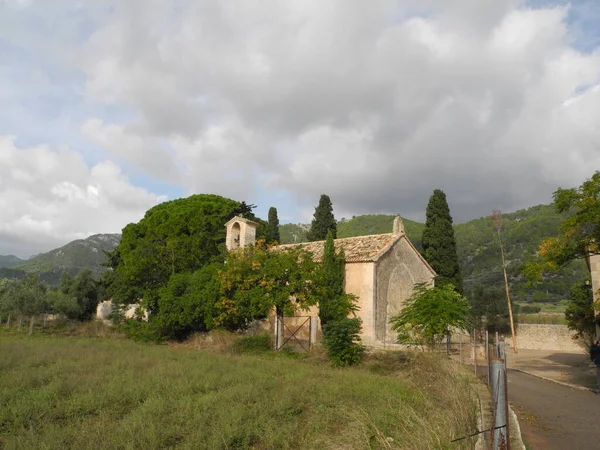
[375, 237, 435, 344]
[507, 324, 587, 353]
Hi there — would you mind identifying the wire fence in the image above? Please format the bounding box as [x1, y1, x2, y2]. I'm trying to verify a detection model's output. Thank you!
[434, 330, 510, 450]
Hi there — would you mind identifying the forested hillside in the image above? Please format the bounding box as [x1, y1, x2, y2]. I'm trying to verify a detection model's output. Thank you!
[0, 203, 587, 301]
[0, 255, 23, 269]
[16, 234, 121, 274]
[279, 205, 587, 303]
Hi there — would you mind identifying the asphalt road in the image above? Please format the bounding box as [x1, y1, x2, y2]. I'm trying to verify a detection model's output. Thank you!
[508, 369, 600, 449]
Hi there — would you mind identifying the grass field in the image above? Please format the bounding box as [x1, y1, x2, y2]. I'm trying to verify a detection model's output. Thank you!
[0, 333, 477, 449]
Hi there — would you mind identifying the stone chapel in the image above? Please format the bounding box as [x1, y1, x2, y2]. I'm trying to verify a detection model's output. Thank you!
[224, 215, 436, 345]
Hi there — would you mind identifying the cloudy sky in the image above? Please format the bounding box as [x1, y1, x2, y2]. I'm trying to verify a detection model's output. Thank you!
[1, 0, 599, 258]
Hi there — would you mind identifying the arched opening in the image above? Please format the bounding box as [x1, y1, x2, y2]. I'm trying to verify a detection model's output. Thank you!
[231, 222, 241, 249]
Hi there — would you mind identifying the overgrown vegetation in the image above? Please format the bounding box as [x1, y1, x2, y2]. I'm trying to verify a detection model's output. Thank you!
[0, 272, 100, 332]
[0, 335, 477, 449]
[390, 283, 470, 349]
[318, 231, 364, 366]
[564, 281, 596, 343]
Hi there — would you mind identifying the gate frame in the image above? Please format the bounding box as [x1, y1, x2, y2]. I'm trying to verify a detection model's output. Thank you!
[275, 315, 315, 352]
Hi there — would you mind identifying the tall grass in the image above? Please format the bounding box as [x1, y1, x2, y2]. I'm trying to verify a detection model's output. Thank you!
[0, 336, 477, 449]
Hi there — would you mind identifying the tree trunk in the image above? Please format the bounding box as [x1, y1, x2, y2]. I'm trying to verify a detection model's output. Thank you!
[18, 317, 23, 332]
[29, 316, 35, 335]
[6, 313, 10, 329]
[499, 236, 518, 353]
[43, 315, 48, 328]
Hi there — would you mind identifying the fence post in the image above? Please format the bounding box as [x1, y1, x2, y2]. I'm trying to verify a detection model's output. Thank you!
[491, 358, 508, 449]
[473, 328, 477, 376]
[485, 329, 490, 387]
[310, 316, 318, 348]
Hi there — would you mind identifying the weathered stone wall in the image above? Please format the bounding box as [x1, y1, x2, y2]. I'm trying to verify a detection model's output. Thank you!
[345, 262, 376, 342]
[507, 324, 587, 353]
[375, 237, 435, 344]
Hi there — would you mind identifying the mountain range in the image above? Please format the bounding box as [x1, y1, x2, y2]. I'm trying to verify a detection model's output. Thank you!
[0, 204, 587, 301]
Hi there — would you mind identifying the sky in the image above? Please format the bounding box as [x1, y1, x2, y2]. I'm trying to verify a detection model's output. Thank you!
[0, 0, 599, 258]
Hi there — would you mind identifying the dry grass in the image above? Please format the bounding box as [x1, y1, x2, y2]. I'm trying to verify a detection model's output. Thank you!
[0, 335, 478, 450]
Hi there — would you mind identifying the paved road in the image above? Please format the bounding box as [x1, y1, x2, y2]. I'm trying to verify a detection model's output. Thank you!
[508, 369, 600, 449]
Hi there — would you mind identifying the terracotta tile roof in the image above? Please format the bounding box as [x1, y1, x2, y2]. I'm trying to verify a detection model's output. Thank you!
[275, 234, 398, 263]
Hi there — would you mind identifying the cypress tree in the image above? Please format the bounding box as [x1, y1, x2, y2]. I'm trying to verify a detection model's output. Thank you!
[266, 207, 280, 244]
[421, 189, 463, 293]
[307, 194, 337, 242]
[318, 230, 346, 326]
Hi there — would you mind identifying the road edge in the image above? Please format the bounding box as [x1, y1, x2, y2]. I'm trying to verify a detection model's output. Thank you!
[510, 368, 599, 393]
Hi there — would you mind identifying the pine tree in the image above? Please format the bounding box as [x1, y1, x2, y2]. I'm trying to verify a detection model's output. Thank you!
[266, 207, 280, 244]
[307, 194, 337, 242]
[421, 189, 463, 293]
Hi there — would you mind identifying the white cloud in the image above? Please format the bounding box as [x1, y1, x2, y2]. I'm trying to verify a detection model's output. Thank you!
[74, 0, 600, 222]
[2, 0, 600, 259]
[0, 136, 165, 258]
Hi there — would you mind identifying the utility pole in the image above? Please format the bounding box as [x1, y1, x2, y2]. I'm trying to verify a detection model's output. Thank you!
[491, 209, 518, 353]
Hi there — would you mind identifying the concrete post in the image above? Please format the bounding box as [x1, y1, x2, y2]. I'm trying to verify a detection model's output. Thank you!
[310, 316, 318, 348]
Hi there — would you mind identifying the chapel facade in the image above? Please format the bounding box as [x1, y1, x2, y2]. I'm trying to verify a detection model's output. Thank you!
[224, 215, 436, 345]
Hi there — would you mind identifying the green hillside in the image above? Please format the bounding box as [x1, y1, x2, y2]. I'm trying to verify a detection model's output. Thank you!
[279, 205, 587, 303]
[16, 234, 121, 275]
[0, 255, 23, 269]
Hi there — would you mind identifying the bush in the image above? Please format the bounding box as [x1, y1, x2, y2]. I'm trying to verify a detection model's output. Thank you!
[232, 334, 270, 354]
[520, 305, 541, 314]
[322, 318, 364, 367]
[120, 320, 165, 344]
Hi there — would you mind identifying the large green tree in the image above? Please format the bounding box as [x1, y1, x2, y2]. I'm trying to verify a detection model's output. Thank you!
[468, 284, 515, 335]
[421, 189, 463, 293]
[525, 171, 600, 277]
[307, 195, 337, 242]
[266, 207, 280, 244]
[564, 281, 596, 343]
[217, 242, 317, 330]
[390, 283, 470, 349]
[103, 195, 257, 312]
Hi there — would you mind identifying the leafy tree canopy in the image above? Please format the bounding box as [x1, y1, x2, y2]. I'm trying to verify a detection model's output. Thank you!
[390, 283, 470, 349]
[468, 284, 516, 335]
[217, 241, 317, 330]
[307, 194, 337, 242]
[103, 194, 258, 311]
[156, 263, 223, 339]
[564, 281, 597, 344]
[421, 189, 463, 293]
[525, 171, 600, 281]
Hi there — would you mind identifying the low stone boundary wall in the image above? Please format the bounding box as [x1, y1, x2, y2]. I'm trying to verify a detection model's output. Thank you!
[508, 324, 587, 353]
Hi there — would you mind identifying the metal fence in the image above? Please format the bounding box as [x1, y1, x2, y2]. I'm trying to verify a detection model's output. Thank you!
[441, 331, 510, 450]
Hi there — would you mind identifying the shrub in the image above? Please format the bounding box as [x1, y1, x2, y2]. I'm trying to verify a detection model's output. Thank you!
[322, 318, 365, 367]
[120, 320, 165, 344]
[232, 334, 270, 354]
[520, 305, 541, 314]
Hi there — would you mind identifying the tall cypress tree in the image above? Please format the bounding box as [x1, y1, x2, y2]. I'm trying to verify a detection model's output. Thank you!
[307, 194, 337, 242]
[266, 207, 280, 244]
[421, 189, 463, 293]
[318, 230, 346, 326]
